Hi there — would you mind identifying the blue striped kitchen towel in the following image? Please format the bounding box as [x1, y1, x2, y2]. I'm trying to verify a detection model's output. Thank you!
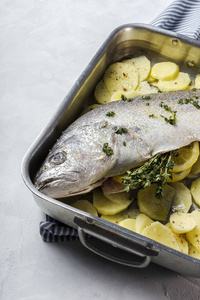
[150, 0, 200, 39]
[40, 215, 79, 242]
[39, 0, 200, 242]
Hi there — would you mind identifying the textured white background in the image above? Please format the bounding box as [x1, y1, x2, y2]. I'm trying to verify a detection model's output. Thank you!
[1, 0, 200, 299]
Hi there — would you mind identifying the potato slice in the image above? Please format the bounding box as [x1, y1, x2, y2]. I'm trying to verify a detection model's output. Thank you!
[72, 200, 98, 216]
[110, 90, 143, 102]
[173, 233, 188, 254]
[147, 73, 157, 83]
[93, 188, 132, 215]
[186, 210, 200, 251]
[135, 81, 158, 94]
[191, 209, 200, 222]
[150, 62, 179, 81]
[188, 242, 200, 260]
[118, 218, 136, 231]
[195, 74, 200, 89]
[110, 91, 125, 102]
[190, 154, 200, 176]
[94, 79, 113, 104]
[190, 178, 200, 207]
[157, 72, 191, 92]
[165, 223, 188, 254]
[103, 62, 138, 93]
[124, 90, 143, 98]
[169, 182, 192, 213]
[170, 212, 197, 234]
[137, 183, 175, 221]
[135, 213, 154, 234]
[142, 221, 180, 251]
[101, 206, 140, 224]
[186, 227, 200, 251]
[123, 55, 151, 82]
[103, 191, 132, 204]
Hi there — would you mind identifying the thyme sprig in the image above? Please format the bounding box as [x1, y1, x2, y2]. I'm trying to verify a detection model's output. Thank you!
[122, 152, 177, 199]
[159, 102, 177, 125]
[178, 98, 200, 109]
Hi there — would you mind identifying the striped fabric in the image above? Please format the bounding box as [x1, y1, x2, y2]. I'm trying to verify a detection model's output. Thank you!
[40, 215, 79, 242]
[39, 0, 200, 242]
[151, 0, 200, 39]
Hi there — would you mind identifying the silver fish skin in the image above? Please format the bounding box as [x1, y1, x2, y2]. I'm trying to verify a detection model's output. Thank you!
[34, 89, 200, 198]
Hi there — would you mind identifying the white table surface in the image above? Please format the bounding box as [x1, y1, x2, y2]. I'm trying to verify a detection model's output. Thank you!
[1, 0, 200, 299]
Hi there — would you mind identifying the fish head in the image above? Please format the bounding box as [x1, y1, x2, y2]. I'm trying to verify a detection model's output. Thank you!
[34, 131, 118, 198]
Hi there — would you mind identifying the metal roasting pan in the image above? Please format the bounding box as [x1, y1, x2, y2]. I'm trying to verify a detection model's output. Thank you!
[21, 24, 200, 277]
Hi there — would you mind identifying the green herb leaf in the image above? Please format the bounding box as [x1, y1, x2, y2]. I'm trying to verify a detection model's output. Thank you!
[106, 111, 115, 117]
[178, 97, 200, 109]
[115, 127, 128, 135]
[102, 143, 114, 156]
[121, 94, 128, 101]
[149, 114, 156, 118]
[140, 95, 151, 100]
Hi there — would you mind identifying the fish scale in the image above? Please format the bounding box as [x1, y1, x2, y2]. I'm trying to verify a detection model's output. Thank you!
[34, 89, 200, 198]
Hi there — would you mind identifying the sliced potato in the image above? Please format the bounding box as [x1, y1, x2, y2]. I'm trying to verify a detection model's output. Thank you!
[137, 183, 175, 221]
[110, 91, 125, 102]
[169, 182, 192, 213]
[166, 222, 189, 254]
[186, 227, 200, 251]
[157, 72, 191, 92]
[103, 62, 138, 93]
[186, 210, 200, 251]
[191, 209, 200, 222]
[147, 74, 157, 83]
[151, 62, 179, 81]
[103, 191, 132, 204]
[195, 74, 200, 89]
[93, 188, 133, 215]
[94, 79, 113, 104]
[149, 80, 159, 87]
[173, 233, 188, 254]
[135, 81, 158, 94]
[142, 221, 180, 251]
[188, 242, 200, 260]
[72, 200, 98, 216]
[110, 90, 142, 102]
[124, 90, 143, 98]
[170, 212, 197, 234]
[135, 213, 154, 234]
[101, 206, 140, 224]
[118, 218, 136, 231]
[190, 153, 200, 176]
[190, 178, 200, 207]
[123, 55, 151, 82]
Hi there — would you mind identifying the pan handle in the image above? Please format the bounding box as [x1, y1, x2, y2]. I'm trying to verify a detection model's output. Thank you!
[78, 227, 151, 268]
[74, 216, 159, 268]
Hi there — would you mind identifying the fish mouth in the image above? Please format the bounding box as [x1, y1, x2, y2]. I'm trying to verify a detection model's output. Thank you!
[35, 174, 106, 198]
[34, 170, 80, 191]
[35, 176, 79, 198]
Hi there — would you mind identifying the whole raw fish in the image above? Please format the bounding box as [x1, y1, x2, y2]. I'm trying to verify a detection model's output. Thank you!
[34, 89, 200, 198]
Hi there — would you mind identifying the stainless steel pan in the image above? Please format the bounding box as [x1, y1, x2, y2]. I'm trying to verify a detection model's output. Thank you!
[21, 24, 200, 277]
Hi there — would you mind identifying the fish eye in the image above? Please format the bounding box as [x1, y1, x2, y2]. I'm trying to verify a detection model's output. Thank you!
[49, 152, 66, 165]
